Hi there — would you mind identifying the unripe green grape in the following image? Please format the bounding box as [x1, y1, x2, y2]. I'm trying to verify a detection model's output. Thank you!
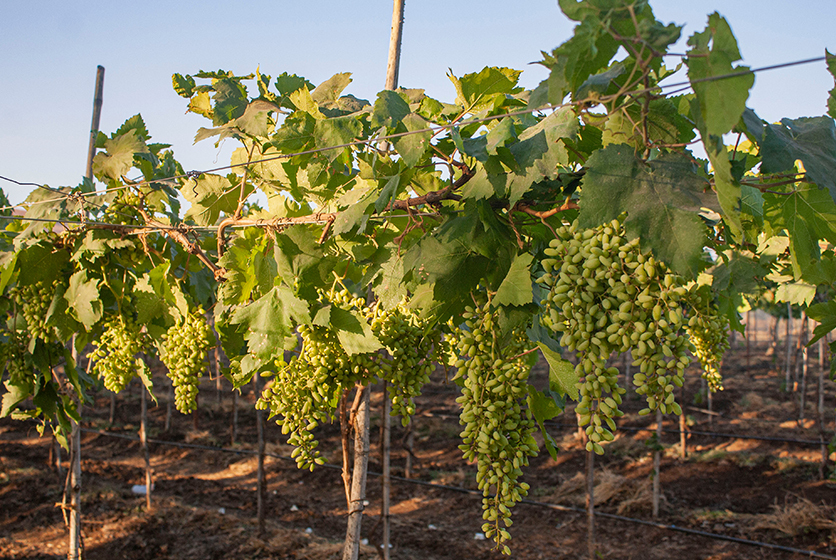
[161, 309, 214, 414]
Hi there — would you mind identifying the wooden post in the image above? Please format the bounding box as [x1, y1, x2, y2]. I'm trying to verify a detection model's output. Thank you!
[586, 446, 595, 560]
[381, 382, 391, 560]
[404, 419, 414, 479]
[109, 392, 116, 425]
[165, 377, 173, 432]
[231, 389, 239, 445]
[140, 383, 152, 510]
[799, 316, 809, 423]
[818, 336, 828, 479]
[68, 64, 104, 560]
[679, 387, 686, 459]
[652, 409, 662, 518]
[746, 310, 751, 371]
[384, 0, 405, 91]
[215, 345, 222, 405]
[254, 374, 266, 536]
[377, 2, 404, 550]
[785, 303, 793, 392]
[342, 386, 371, 560]
[85, 66, 105, 179]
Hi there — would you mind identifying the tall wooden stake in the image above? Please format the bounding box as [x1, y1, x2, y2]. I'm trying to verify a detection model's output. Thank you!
[652, 409, 663, 518]
[343, 386, 371, 560]
[586, 446, 595, 560]
[679, 386, 686, 459]
[818, 336, 828, 479]
[165, 377, 173, 432]
[377, 2, 405, 552]
[381, 382, 391, 560]
[140, 382, 152, 510]
[254, 374, 266, 536]
[799, 316, 809, 423]
[404, 420, 414, 479]
[68, 64, 104, 560]
[785, 303, 793, 392]
[231, 389, 239, 445]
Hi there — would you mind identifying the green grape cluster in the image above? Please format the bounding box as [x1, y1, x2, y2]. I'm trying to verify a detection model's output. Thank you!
[453, 299, 537, 554]
[10, 280, 56, 342]
[369, 298, 439, 424]
[102, 195, 142, 226]
[2, 331, 30, 383]
[258, 287, 377, 470]
[161, 309, 214, 414]
[537, 219, 692, 449]
[90, 315, 148, 393]
[684, 286, 730, 392]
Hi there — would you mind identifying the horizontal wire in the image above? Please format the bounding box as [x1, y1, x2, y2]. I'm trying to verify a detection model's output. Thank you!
[0, 54, 827, 217]
[78, 426, 836, 559]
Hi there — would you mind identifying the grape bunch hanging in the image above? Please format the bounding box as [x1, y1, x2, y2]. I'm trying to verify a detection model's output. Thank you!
[161, 309, 214, 414]
[90, 314, 148, 393]
[451, 299, 538, 554]
[538, 218, 728, 452]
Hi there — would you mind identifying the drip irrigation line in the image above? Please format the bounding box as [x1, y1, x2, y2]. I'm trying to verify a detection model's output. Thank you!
[3, 53, 828, 204]
[78, 427, 836, 559]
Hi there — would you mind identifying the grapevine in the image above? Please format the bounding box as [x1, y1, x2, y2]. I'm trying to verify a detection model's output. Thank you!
[452, 298, 537, 554]
[538, 219, 693, 450]
[160, 309, 214, 414]
[89, 314, 148, 393]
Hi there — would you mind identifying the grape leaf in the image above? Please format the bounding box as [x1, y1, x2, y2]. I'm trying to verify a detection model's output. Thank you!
[807, 300, 836, 345]
[686, 13, 754, 137]
[181, 173, 247, 226]
[314, 116, 362, 162]
[230, 286, 310, 358]
[393, 113, 432, 167]
[449, 67, 522, 113]
[774, 282, 816, 306]
[65, 270, 102, 329]
[763, 184, 836, 279]
[495, 253, 534, 307]
[578, 145, 712, 278]
[311, 73, 353, 109]
[92, 130, 147, 182]
[760, 117, 836, 202]
[329, 307, 382, 355]
[537, 342, 578, 400]
[371, 90, 410, 129]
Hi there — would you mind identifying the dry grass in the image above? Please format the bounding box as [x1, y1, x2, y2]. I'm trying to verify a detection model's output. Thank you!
[550, 469, 637, 508]
[749, 497, 836, 537]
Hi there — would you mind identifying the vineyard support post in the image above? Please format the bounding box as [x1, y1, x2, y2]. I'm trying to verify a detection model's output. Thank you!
[231, 389, 239, 445]
[215, 345, 222, 405]
[377, 2, 404, 554]
[679, 386, 686, 459]
[343, 385, 371, 560]
[404, 419, 414, 479]
[799, 316, 809, 423]
[818, 336, 827, 479]
[746, 310, 751, 370]
[785, 303, 793, 392]
[165, 378, 173, 432]
[652, 409, 662, 518]
[586, 446, 595, 560]
[109, 392, 116, 425]
[381, 382, 391, 560]
[140, 382, 152, 510]
[255, 373, 266, 536]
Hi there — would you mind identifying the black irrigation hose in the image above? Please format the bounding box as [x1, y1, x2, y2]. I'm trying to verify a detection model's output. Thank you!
[79, 428, 836, 559]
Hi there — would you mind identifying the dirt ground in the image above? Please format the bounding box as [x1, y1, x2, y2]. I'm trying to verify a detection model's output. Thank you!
[2, 311, 836, 560]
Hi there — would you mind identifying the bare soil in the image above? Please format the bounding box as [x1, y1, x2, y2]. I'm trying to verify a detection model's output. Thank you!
[2, 312, 836, 559]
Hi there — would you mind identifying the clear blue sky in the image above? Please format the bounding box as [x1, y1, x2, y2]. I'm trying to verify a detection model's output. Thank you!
[1, 1, 834, 204]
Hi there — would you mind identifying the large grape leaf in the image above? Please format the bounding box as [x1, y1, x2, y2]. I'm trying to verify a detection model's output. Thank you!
[578, 145, 713, 278]
[448, 67, 522, 113]
[686, 13, 753, 137]
[314, 116, 362, 162]
[760, 117, 836, 203]
[65, 270, 102, 329]
[181, 173, 250, 226]
[92, 129, 148, 182]
[495, 252, 534, 307]
[329, 307, 382, 355]
[763, 183, 836, 279]
[230, 286, 310, 359]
